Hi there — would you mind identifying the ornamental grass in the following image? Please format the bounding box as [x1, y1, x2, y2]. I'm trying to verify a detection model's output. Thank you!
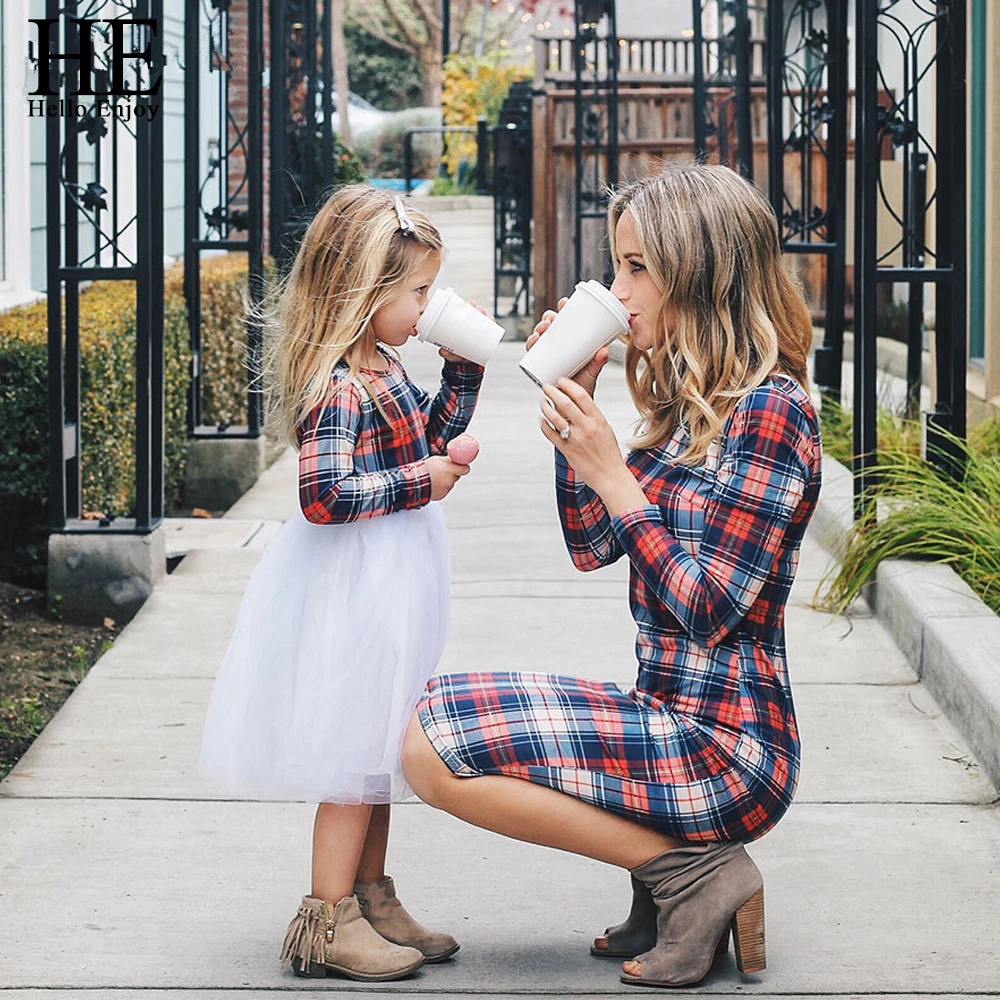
[818, 427, 1000, 616]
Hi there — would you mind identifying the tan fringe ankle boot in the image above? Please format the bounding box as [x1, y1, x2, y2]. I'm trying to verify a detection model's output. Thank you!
[355, 876, 460, 962]
[279, 894, 425, 981]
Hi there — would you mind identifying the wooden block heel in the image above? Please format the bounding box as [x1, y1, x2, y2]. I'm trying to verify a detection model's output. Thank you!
[290, 956, 327, 978]
[730, 886, 766, 974]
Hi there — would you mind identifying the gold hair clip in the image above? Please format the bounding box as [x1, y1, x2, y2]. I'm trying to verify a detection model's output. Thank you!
[393, 196, 416, 237]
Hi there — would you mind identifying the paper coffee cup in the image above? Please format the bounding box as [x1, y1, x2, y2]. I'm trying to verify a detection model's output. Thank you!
[415, 286, 504, 366]
[519, 280, 630, 386]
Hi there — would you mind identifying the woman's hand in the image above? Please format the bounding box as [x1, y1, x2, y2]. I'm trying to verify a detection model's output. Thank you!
[537, 379, 644, 514]
[527, 297, 610, 397]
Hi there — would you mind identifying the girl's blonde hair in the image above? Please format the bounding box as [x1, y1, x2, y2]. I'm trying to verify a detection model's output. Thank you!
[608, 163, 813, 464]
[270, 184, 442, 447]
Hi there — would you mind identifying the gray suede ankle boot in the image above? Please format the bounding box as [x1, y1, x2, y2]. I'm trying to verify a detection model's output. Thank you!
[280, 894, 425, 981]
[620, 842, 764, 988]
[590, 874, 658, 958]
[355, 876, 460, 963]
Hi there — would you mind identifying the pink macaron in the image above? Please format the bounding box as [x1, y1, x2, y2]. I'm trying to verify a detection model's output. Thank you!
[447, 434, 480, 465]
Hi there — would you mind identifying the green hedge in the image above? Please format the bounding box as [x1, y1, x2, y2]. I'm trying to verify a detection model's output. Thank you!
[0, 256, 250, 586]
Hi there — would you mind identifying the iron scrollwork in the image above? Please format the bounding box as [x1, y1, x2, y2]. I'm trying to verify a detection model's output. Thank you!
[184, 0, 264, 437]
[44, 1, 165, 533]
[573, 0, 619, 285]
[692, 0, 759, 179]
[766, 0, 848, 406]
[853, 0, 967, 505]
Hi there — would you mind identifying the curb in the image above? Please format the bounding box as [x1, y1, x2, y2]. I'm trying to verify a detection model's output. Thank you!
[812, 454, 1000, 790]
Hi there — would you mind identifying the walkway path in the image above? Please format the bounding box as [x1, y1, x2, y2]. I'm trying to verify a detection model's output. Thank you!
[1, 202, 998, 997]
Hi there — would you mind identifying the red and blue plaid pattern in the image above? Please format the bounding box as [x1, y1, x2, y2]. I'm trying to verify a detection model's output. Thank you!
[298, 352, 483, 523]
[419, 376, 821, 842]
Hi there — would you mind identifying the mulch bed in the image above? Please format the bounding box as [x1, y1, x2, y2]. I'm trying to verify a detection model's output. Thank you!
[0, 581, 115, 780]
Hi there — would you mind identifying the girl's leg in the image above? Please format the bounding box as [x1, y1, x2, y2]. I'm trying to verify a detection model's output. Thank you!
[352, 804, 460, 962]
[356, 804, 390, 884]
[311, 802, 372, 902]
[401, 715, 681, 869]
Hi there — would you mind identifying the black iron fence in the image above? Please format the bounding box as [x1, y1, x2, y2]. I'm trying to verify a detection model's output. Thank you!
[184, 0, 265, 438]
[766, 0, 848, 407]
[402, 124, 491, 195]
[853, 0, 968, 502]
[43, 2, 165, 534]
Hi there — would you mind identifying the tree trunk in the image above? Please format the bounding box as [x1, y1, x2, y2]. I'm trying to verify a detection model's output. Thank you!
[331, 0, 352, 147]
[420, 48, 443, 109]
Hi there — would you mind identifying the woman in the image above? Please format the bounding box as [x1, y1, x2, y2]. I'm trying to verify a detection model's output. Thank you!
[401, 163, 822, 988]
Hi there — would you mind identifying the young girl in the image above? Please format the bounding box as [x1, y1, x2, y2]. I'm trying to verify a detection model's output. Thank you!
[199, 186, 483, 981]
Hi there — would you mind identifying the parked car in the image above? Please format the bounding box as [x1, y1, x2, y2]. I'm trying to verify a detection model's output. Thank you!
[313, 88, 392, 139]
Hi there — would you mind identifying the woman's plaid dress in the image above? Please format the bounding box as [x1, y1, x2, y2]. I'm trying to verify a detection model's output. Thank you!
[418, 375, 822, 842]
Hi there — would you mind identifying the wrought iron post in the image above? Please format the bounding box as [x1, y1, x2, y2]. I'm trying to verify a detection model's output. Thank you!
[853, 0, 968, 508]
[766, 0, 848, 407]
[692, 0, 757, 179]
[183, 0, 265, 438]
[493, 81, 533, 317]
[573, 0, 619, 285]
[44, 2, 165, 534]
[270, 0, 335, 273]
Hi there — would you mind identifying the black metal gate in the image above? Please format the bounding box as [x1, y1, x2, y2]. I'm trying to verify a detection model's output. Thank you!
[573, 0, 619, 285]
[853, 0, 967, 503]
[270, 0, 336, 273]
[493, 81, 533, 317]
[184, 0, 265, 438]
[692, 0, 758, 179]
[43, 2, 165, 534]
[766, 0, 848, 407]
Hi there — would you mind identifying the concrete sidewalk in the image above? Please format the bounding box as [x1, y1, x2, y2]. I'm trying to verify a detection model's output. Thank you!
[2, 206, 999, 997]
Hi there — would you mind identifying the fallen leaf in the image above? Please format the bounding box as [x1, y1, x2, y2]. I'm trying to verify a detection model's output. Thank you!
[103, 617, 116, 630]
[192, 508, 213, 519]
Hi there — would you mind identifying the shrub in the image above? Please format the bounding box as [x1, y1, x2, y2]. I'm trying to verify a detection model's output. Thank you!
[0, 256, 250, 586]
[441, 55, 530, 181]
[353, 106, 442, 179]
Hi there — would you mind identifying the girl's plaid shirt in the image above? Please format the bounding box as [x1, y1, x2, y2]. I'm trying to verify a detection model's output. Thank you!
[556, 376, 822, 756]
[297, 354, 484, 524]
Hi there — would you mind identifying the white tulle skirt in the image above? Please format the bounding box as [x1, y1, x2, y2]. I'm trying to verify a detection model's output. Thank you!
[198, 503, 449, 804]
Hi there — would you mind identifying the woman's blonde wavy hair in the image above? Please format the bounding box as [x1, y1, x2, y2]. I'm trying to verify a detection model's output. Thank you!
[268, 184, 442, 448]
[608, 163, 812, 464]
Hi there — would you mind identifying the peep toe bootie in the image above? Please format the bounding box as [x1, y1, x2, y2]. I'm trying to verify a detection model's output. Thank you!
[280, 894, 425, 981]
[355, 876, 460, 962]
[591, 875, 658, 958]
[620, 842, 765, 988]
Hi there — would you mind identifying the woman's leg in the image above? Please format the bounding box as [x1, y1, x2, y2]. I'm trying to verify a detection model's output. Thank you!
[311, 802, 372, 902]
[401, 715, 681, 869]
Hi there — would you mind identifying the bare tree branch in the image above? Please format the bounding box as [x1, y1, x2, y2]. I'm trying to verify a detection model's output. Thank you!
[356, 6, 416, 53]
[408, 0, 441, 34]
[379, 0, 425, 49]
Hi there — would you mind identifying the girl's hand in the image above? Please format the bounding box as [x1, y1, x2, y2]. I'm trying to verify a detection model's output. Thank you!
[539, 379, 646, 515]
[425, 455, 471, 500]
[526, 297, 610, 397]
[439, 300, 490, 365]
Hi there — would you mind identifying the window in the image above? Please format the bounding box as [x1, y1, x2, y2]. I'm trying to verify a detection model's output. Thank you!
[0, 3, 39, 309]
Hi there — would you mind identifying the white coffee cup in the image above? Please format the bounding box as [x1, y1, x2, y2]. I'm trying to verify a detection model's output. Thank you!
[415, 286, 505, 366]
[519, 280, 630, 386]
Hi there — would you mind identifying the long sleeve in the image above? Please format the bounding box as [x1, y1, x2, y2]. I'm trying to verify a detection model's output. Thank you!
[555, 449, 625, 571]
[297, 380, 432, 524]
[409, 360, 485, 455]
[609, 388, 816, 648]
